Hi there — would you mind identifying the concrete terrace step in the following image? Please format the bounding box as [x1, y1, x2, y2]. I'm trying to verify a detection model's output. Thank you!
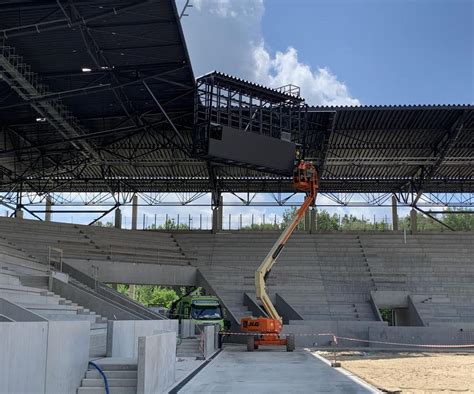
[77, 387, 136, 394]
[81, 378, 137, 387]
[85, 371, 137, 379]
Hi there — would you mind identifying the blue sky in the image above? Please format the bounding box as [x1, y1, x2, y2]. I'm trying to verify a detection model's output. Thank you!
[261, 0, 473, 105]
[183, 0, 473, 105]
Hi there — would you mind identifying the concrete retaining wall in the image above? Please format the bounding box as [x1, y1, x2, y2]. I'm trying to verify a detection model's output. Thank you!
[66, 258, 197, 286]
[45, 321, 90, 394]
[368, 325, 474, 348]
[107, 320, 178, 358]
[0, 298, 46, 322]
[0, 321, 90, 394]
[52, 278, 140, 320]
[137, 332, 176, 394]
[275, 293, 304, 324]
[283, 320, 387, 347]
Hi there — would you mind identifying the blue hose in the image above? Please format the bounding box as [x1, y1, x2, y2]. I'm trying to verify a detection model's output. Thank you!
[88, 361, 110, 394]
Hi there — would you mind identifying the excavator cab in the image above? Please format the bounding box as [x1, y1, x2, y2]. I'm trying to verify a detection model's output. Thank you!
[240, 160, 318, 351]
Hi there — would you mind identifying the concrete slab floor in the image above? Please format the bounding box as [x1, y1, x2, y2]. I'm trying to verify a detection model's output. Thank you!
[178, 345, 377, 394]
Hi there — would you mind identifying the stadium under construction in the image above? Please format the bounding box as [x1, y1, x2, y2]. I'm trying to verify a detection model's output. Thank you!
[0, 0, 473, 393]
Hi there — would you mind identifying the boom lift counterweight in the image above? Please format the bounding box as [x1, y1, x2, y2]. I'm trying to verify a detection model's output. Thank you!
[240, 160, 318, 351]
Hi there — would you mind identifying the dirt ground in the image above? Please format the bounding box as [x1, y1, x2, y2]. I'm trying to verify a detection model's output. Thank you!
[316, 351, 474, 393]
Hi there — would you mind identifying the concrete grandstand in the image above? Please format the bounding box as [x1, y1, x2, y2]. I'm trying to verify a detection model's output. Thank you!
[0, 0, 473, 393]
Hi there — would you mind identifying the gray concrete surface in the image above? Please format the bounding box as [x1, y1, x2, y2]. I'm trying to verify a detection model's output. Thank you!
[368, 325, 474, 347]
[203, 325, 218, 359]
[137, 331, 176, 394]
[0, 320, 90, 394]
[45, 321, 90, 394]
[179, 345, 374, 393]
[107, 320, 178, 358]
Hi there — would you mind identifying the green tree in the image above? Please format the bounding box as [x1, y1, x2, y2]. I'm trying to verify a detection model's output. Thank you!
[150, 218, 190, 231]
[341, 214, 370, 231]
[135, 286, 179, 308]
[317, 210, 340, 231]
[241, 223, 280, 231]
[443, 209, 474, 231]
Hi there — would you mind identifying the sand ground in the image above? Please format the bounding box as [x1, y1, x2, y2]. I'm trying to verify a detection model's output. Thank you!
[316, 351, 474, 393]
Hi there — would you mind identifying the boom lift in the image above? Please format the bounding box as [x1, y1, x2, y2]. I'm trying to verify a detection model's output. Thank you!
[240, 160, 318, 351]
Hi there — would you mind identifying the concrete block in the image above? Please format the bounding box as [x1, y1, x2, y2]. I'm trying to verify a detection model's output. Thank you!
[107, 320, 178, 358]
[137, 332, 176, 394]
[203, 325, 217, 359]
[45, 321, 90, 394]
[0, 322, 48, 393]
[283, 320, 387, 347]
[180, 319, 196, 338]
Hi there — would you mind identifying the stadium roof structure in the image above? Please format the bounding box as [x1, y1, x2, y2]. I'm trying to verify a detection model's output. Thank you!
[0, 1, 473, 200]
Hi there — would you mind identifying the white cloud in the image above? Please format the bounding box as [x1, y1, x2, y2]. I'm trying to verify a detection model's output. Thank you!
[253, 45, 360, 106]
[180, 0, 359, 105]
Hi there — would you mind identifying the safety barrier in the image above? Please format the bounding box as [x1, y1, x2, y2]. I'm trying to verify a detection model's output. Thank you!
[218, 331, 474, 349]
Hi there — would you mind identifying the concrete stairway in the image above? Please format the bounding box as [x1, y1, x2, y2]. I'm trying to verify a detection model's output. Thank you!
[177, 337, 203, 358]
[176, 232, 378, 323]
[77, 360, 138, 394]
[359, 232, 474, 324]
[0, 269, 108, 357]
[0, 217, 192, 267]
[176, 231, 474, 326]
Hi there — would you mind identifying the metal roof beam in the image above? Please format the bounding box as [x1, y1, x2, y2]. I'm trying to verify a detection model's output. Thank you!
[399, 109, 470, 199]
[0, 41, 102, 163]
[142, 81, 190, 154]
[0, 0, 155, 38]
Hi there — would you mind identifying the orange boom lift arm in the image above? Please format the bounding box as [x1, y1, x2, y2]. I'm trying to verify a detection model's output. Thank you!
[240, 160, 318, 351]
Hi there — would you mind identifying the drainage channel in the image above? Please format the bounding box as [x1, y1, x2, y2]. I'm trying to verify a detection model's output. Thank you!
[169, 349, 223, 393]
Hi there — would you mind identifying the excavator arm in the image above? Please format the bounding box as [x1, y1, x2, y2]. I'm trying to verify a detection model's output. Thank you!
[255, 160, 318, 324]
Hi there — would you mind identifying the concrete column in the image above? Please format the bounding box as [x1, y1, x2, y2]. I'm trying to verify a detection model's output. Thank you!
[391, 195, 398, 231]
[45, 196, 52, 222]
[114, 207, 122, 229]
[211, 195, 223, 234]
[309, 207, 317, 234]
[410, 208, 417, 234]
[15, 192, 23, 219]
[129, 284, 136, 300]
[111, 283, 118, 291]
[304, 208, 310, 232]
[132, 195, 138, 230]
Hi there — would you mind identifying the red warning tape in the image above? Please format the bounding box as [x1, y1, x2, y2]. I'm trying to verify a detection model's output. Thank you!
[218, 331, 474, 348]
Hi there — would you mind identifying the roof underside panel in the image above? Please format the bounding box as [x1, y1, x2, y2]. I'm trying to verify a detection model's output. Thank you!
[0, 1, 472, 194]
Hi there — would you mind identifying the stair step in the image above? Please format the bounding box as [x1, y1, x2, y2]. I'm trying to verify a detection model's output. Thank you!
[77, 387, 137, 394]
[85, 371, 137, 379]
[81, 378, 137, 387]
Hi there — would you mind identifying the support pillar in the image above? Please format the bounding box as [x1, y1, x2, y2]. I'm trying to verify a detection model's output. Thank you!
[304, 207, 310, 232]
[45, 196, 53, 222]
[391, 195, 398, 231]
[114, 207, 122, 229]
[129, 284, 136, 300]
[309, 207, 317, 234]
[15, 191, 23, 219]
[211, 195, 223, 234]
[132, 195, 138, 230]
[410, 208, 417, 234]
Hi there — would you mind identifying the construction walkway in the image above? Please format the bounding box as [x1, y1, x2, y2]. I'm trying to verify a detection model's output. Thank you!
[178, 345, 377, 393]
